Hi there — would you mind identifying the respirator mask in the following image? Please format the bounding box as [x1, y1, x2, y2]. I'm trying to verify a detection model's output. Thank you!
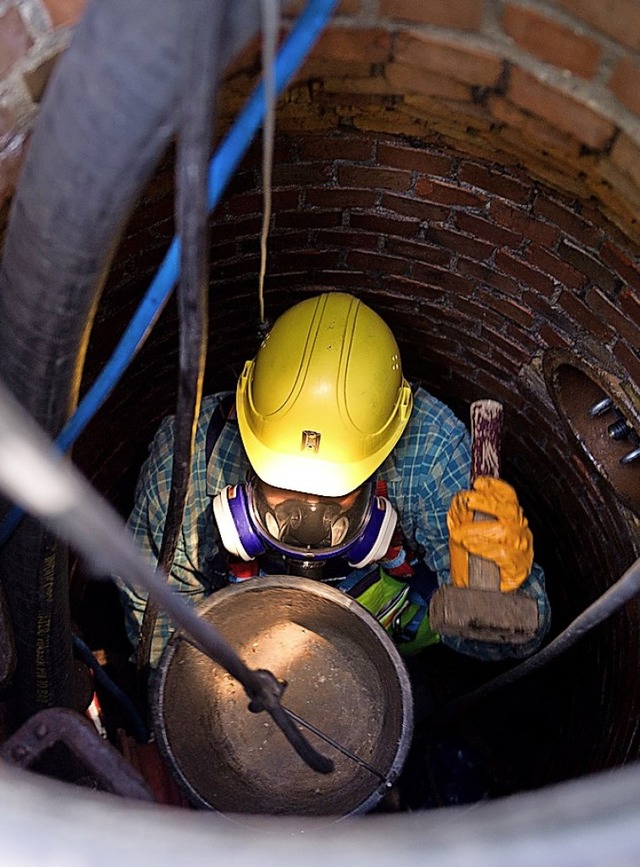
[212, 474, 397, 571]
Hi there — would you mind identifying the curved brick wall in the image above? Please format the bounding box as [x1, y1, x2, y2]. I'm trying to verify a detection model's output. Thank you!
[73, 127, 640, 797]
[1, 0, 640, 803]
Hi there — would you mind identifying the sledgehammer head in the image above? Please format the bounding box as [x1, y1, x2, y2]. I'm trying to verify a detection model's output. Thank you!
[429, 584, 539, 644]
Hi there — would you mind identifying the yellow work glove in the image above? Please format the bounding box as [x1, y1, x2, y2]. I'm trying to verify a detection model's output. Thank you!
[447, 477, 534, 592]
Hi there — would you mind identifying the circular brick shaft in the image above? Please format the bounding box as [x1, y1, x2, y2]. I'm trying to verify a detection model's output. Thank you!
[0, 0, 639, 810]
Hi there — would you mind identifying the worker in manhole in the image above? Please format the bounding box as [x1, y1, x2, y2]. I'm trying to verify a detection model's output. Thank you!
[118, 291, 550, 809]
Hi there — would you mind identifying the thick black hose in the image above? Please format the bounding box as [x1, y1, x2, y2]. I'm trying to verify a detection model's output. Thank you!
[136, 0, 225, 685]
[0, 0, 260, 726]
[72, 634, 149, 744]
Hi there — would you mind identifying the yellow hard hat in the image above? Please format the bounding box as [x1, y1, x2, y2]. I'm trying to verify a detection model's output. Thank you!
[236, 292, 413, 496]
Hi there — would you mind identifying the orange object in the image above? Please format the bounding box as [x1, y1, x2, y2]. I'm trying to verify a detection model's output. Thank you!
[447, 476, 534, 592]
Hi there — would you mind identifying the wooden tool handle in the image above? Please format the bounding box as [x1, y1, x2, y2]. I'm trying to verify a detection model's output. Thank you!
[468, 399, 503, 592]
[470, 399, 503, 483]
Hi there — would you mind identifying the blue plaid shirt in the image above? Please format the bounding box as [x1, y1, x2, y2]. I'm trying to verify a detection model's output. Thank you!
[119, 387, 550, 665]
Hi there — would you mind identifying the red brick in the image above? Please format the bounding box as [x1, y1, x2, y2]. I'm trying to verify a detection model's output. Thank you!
[380, 274, 447, 304]
[411, 261, 474, 295]
[380, 0, 483, 31]
[350, 211, 419, 238]
[538, 321, 572, 348]
[315, 229, 379, 251]
[426, 225, 495, 260]
[276, 210, 342, 230]
[415, 176, 486, 207]
[449, 295, 500, 329]
[458, 257, 521, 296]
[338, 164, 412, 192]
[480, 323, 535, 365]
[458, 162, 531, 204]
[557, 239, 619, 292]
[385, 62, 472, 102]
[521, 290, 577, 339]
[586, 287, 640, 345]
[42, 0, 86, 27]
[490, 200, 559, 247]
[312, 27, 392, 64]
[257, 229, 310, 253]
[619, 286, 640, 325]
[377, 142, 453, 177]
[209, 217, 262, 244]
[312, 87, 395, 111]
[600, 243, 640, 292]
[384, 236, 453, 267]
[508, 67, 616, 150]
[345, 249, 408, 275]
[272, 162, 332, 187]
[270, 248, 342, 272]
[0, 7, 33, 78]
[394, 33, 503, 87]
[298, 136, 373, 163]
[556, 290, 615, 342]
[609, 57, 640, 116]
[524, 244, 586, 290]
[532, 196, 604, 248]
[556, 0, 640, 52]
[455, 212, 523, 248]
[495, 249, 556, 295]
[290, 57, 372, 84]
[227, 188, 299, 215]
[215, 256, 260, 282]
[379, 192, 450, 223]
[481, 293, 534, 328]
[306, 187, 376, 209]
[502, 5, 602, 79]
[488, 93, 584, 158]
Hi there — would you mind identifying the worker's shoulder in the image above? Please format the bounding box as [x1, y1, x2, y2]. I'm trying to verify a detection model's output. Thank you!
[409, 385, 468, 439]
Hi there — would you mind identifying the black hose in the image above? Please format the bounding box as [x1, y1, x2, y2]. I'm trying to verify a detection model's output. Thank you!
[0, 0, 261, 727]
[72, 633, 149, 744]
[136, 0, 225, 686]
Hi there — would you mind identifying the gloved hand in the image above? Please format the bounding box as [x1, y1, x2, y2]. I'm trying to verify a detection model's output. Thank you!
[447, 477, 534, 592]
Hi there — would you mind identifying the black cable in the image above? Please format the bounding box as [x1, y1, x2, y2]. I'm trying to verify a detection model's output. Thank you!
[72, 633, 149, 744]
[137, 0, 224, 680]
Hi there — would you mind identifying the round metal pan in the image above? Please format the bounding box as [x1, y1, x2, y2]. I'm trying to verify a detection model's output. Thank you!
[152, 575, 414, 817]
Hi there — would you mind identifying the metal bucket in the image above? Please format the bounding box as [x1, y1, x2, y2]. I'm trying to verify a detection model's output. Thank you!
[152, 575, 414, 817]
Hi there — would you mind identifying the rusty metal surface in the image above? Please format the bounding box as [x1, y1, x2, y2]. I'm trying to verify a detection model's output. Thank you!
[544, 349, 640, 515]
[0, 707, 153, 801]
[152, 576, 413, 817]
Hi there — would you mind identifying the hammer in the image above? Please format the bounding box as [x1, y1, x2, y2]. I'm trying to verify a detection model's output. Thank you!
[429, 399, 539, 644]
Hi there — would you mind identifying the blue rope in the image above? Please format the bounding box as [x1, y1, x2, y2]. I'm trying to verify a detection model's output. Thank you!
[0, 0, 338, 546]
